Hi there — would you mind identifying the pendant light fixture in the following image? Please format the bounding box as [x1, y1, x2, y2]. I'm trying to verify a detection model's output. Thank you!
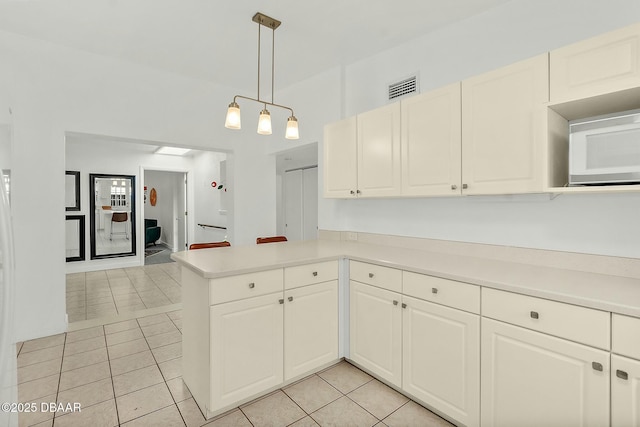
[224, 12, 299, 140]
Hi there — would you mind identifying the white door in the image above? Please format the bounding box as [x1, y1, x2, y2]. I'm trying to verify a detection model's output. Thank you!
[349, 281, 402, 387]
[302, 167, 318, 240]
[612, 354, 640, 427]
[176, 173, 187, 251]
[481, 318, 610, 427]
[402, 296, 480, 427]
[283, 170, 303, 241]
[323, 117, 357, 198]
[284, 280, 338, 380]
[210, 293, 284, 411]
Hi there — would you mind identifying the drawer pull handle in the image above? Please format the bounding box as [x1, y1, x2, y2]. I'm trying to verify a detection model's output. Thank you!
[248, 283, 255, 289]
[279, 299, 284, 304]
[312, 271, 318, 277]
[616, 370, 628, 380]
[451, 185, 457, 190]
[592, 362, 603, 372]
[402, 303, 407, 309]
[432, 288, 438, 294]
[530, 311, 539, 319]
[369, 273, 374, 278]
[393, 300, 398, 306]
[288, 296, 293, 302]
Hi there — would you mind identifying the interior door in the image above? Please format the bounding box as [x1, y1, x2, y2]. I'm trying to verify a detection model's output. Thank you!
[302, 167, 318, 240]
[176, 172, 187, 251]
[284, 170, 303, 241]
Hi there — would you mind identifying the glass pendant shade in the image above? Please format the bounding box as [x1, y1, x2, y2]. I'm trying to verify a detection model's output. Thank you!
[225, 102, 241, 129]
[257, 109, 272, 135]
[285, 115, 299, 140]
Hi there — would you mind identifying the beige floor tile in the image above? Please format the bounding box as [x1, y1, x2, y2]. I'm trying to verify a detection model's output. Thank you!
[86, 296, 117, 306]
[317, 361, 373, 394]
[137, 313, 170, 327]
[171, 318, 183, 330]
[141, 320, 178, 337]
[121, 404, 186, 426]
[57, 378, 114, 409]
[59, 361, 111, 392]
[166, 377, 192, 403]
[241, 390, 306, 427]
[116, 383, 174, 424]
[203, 409, 252, 427]
[310, 396, 378, 427]
[107, 338, 149, 360]
[65, 326, 105, 344]
[17, 345, 63, 368]
[17, 358, 61, 384]
[146, 330, 182, 349]
[105, 327, 144, 346]
[382, 401, 454, 427]
[110, 350, 155, 376]
[18, 374, 60, 402]
[288, 416, 320, 427]
[62, 347, 109, 372]
[152, 342, 182, 364]
[104, 319, 139, 335]
[63, 336, 106, 357]
[176, 398, 206, 427]
[20, 334, 65, 354]
[87, 310, 119, 320]
[86, 302, 117, 313]
[158, 357, 182, 380]
[348, 379, 409, 420]
[113, 364, 165, 397]
[284, 375, 342, 413]
[117, 304, 148, 313]
[143, 298, 172, 308]
[110, 287, 137, 296]
[16, 341, 23, 355]
[17, 393, 56, 427]
[53, 398, 118, 427]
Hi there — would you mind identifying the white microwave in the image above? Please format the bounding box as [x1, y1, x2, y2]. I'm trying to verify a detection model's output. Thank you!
[569, 109, 640, 186]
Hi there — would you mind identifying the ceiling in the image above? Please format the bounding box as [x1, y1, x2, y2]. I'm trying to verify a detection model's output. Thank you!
[0, 0, 511, 93]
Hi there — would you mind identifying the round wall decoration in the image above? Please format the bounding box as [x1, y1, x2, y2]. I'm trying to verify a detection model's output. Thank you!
[150, 188, 157, 206]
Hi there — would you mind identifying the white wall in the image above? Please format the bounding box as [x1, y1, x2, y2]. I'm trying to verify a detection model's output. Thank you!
[317, 0, 640, 259]
[192, 151, 228, 243]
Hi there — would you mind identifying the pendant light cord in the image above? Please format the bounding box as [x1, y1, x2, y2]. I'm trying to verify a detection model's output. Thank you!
[257, 21, 261, 104]
[271, 27, 275, 104]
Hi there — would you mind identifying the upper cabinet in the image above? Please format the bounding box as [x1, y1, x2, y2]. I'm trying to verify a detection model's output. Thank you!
[401, 83, 462, 196]
[550, 23, 640, 103]
[323, 116, 357, 198]
[462, 54, 549, 195]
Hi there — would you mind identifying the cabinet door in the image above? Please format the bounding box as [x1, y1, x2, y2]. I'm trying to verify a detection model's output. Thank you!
[324, 117, 357, 198]
[612, 354, 640, 427]
[551, 23, 640, 102]
[401, 83, 462, 196]
[402, 296, 479, 427]
[481, 318, 609, 427]
[357, 103, 402, 197]
[349, 280, 402, 387]
[462, 54, 548, 195]
[210, 293, 283, 411]
[284, 280, 339, 381]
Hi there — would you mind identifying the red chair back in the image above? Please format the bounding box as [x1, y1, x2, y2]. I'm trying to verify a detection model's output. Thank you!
[256, 236, 288, 244]
[189, 241, 231, 250]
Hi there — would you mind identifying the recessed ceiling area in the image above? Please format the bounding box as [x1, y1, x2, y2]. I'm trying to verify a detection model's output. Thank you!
[0, 0, 512, 93]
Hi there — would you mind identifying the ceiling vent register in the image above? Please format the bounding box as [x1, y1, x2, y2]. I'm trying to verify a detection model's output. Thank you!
[388, 76, 418, 100]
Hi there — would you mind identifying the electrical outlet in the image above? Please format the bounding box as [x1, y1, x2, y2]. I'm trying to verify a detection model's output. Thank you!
[346, 232, 358, 241]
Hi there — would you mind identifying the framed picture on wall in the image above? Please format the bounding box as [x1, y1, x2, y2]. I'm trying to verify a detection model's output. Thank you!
[65, 215, 85, 262]
[65, 171, 80, 211]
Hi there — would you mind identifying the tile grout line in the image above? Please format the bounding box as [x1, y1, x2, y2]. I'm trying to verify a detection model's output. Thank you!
[104, 323, 122, 427]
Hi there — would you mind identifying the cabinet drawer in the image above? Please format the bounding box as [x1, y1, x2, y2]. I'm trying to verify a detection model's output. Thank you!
[482, 288, 610, 349]
[350, 260, 402, 293]
[612, 314, 640, 360]
[284, 261, 339, 290]
[403, 271, 479, 314]
[210, 269, 283, 305]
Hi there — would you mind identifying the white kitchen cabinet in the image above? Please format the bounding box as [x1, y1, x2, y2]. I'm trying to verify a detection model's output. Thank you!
[462, 54, 548, 195]
[210, 292, 284, 411]
[401, 83, 462, 196]
[550, 22, 640, 103]
[481, 318, 610, 427]
[612, 354, 640, 427]
[323, 116, 357, 198]
[284, 280, 338, 381]
[402, 295, 480, 427]
[357, 102, 402, 197]
[349, 280, 402, 387]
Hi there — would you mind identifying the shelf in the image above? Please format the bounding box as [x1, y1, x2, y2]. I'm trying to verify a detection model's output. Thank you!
[547, 87, 640, 121]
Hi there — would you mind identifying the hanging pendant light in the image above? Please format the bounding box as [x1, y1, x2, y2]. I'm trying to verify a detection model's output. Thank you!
[223, 12, 299, 140]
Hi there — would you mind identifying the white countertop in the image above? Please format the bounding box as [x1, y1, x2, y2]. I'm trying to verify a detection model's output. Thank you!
[171, 239, 640, 318]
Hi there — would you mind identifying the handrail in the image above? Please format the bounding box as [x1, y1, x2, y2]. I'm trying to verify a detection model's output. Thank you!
[197, 223, 227, 230]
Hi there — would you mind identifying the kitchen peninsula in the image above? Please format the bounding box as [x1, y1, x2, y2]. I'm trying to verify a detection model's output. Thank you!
[172, 238, 640, 426]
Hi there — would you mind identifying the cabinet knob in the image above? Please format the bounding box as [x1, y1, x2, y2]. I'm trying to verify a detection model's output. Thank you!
[248, 283, 255, 289]
[369, 273, 374, 278]
[402, 303, 407, 309]
[432, 288, 438, 294]
[312, 271, 318, 277]
[530, 311, 539, 319]
[462, 183, 468, 189]
[592, 362, 603, 372]
[451, 185, 457, 190]
[616, 370, 628, 380]
[288, 296, 293, 302]
[393, 300, 398, 306]
[279, 299, 284, 304]
[350, 190, 355, 195]
[356, 189, 361, 195]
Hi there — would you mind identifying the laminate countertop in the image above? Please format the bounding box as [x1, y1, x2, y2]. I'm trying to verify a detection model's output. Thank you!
[171, 239, 640, 318]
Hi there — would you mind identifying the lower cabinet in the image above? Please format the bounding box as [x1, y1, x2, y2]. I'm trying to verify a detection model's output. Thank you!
[402, 296, 479, 427]
[481, 318, 610, 427]
[612, 354, 640, 427]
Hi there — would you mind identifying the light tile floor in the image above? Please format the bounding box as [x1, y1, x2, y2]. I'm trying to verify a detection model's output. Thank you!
[66, 263, 182, 323]
[16, 310, 455, 427]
